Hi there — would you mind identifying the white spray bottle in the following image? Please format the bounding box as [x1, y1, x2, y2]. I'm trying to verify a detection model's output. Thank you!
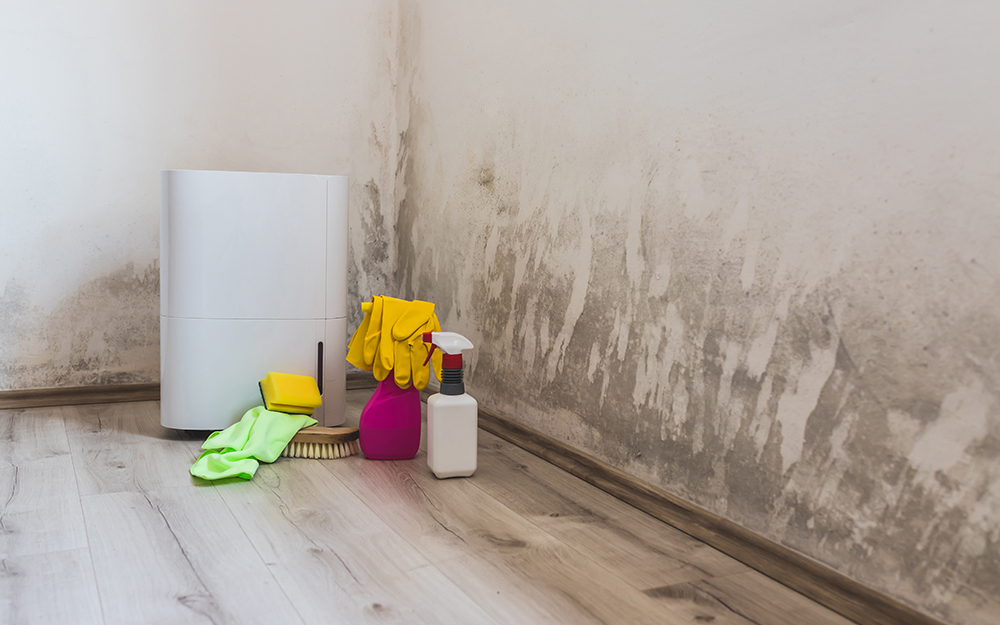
[422, 331, 477, 478]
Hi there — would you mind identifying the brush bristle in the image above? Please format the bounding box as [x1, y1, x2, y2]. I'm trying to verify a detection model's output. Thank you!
[280, 439, 360, 459]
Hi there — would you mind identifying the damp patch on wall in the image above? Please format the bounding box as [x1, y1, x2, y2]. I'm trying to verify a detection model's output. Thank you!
[392, 3, 1000, 624]
[0, 262, 159, 390]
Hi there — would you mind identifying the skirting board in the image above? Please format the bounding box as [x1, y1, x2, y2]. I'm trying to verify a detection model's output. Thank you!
[472, 403, 943, 625]
[0, 372, 378, 411]
[0, 383, 160, 410]
[346, 371, 378, 390]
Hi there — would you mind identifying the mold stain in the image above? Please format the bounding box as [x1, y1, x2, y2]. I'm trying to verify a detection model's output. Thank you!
[385, 6, 1000, 622]
[388, 21, 1000, 622]
[0, 262, 159, 389]
[347, 178, 397, 334]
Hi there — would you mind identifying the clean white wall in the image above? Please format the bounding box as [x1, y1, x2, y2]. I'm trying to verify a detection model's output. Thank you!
[0, 0, 398, 388]
[394, 2, 1000, 624]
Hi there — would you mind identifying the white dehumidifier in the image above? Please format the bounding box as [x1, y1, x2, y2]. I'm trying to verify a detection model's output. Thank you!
[160, 170, 347, 429]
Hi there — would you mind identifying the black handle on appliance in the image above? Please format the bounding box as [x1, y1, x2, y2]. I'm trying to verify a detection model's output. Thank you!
[317, 341, 324, 395]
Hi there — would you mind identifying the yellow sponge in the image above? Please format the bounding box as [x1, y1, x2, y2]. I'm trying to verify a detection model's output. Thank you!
[259, 372, 322, 415]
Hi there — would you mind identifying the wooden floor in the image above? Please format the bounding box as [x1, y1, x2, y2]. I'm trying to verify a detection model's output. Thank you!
[0, 390, 858, 624]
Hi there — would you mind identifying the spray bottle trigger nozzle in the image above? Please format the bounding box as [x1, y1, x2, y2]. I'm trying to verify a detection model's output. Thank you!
[423, 345, 437, 366]
[422, 332, 437, 366]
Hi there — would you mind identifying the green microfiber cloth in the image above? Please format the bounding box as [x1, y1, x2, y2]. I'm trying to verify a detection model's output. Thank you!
[190, 405, 317, 481]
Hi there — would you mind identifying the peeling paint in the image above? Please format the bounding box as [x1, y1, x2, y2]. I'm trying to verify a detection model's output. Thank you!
[774, 333, 839, 474]
[909, 380, 993, 489]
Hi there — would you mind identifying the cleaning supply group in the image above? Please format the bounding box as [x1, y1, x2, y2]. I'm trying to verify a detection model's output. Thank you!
[190, 296, 477, 482]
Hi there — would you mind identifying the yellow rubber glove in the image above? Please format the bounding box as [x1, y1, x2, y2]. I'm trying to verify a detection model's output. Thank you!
[407, 315, 443, 389]
[394, 341, 412, 389]
[377, 296, 411, 378]
[345, 296, 443, 389]
[392, 300, 436, 340]
[364, 296, 385, 372]
[346, 295, 399, 380]
[347, 296, 396, 381]
[346, 300, 375, 372]
[391, 300, 437, 389]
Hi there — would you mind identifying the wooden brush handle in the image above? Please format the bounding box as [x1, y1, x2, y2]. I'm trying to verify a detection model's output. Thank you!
[290, 426, 359, 444]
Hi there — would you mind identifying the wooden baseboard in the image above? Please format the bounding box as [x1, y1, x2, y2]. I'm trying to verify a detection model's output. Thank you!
[0, 383, 161, 410]
[346, 371, 378, 390]
[0, 372, 379, 411]
[472, 403, 943, 625]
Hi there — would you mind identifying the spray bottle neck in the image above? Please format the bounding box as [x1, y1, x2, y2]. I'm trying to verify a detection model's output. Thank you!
[438, 347, 465, 395]
[439, 364, 465, 395]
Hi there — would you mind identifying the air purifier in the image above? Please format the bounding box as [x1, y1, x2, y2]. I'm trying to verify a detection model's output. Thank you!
[160, 170, 347, 429]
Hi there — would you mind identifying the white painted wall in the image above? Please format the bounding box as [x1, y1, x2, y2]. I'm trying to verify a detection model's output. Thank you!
[0, 0, 397, 388]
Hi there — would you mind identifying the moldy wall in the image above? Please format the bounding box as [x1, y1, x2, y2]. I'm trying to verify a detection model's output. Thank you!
[393, 2, 1000, 624]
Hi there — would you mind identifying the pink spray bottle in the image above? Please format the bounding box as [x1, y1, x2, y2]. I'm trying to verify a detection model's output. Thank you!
[358, 373, 422, 460]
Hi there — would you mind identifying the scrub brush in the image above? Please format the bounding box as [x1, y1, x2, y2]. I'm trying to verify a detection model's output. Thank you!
[281, 426, 360, 459]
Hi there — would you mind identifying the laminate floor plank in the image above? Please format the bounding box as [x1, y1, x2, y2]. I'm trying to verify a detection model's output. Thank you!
[64, 402, 202, 496]
[214, 458, 496, 625]
[82, 485, 302, 625]
[0, 548, 104, 625]
[686, 571, 858, 625]
[0, 406, 89, 558]
[0, 457, 90, 558]
[327, 449, 758, 625]
[474, 429, 749, 589]
[0, 406, 72, 462]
